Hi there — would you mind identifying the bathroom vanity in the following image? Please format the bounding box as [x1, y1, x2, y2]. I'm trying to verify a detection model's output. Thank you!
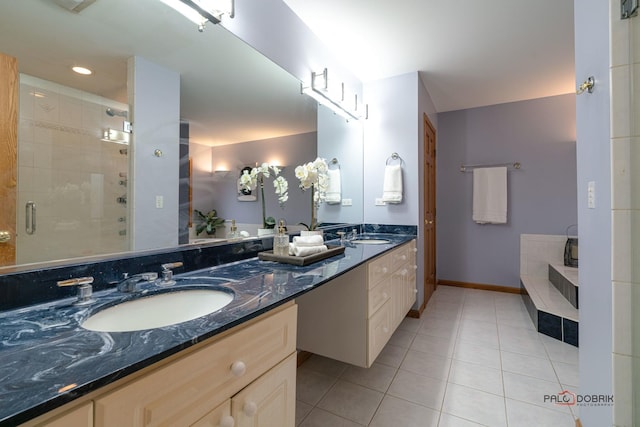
[0, 231, 416, 426]
[297, 239, 417, 367]
[22, 304, 297, 427]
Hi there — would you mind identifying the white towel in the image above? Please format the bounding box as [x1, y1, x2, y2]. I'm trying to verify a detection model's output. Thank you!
[292, 235, 324, 247]
[472, 167, 507, 224]
[288, 243, 328, 257]
[382, 164, 403, 203]
[325, 169, 342, 204]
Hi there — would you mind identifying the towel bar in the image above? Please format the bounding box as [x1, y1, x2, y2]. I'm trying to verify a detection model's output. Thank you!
[460, 162, 521, 172]
[386, 153, 403, 165]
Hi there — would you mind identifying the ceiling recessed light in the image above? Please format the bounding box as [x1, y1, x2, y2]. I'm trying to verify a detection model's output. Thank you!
[72, 66, 92, 75]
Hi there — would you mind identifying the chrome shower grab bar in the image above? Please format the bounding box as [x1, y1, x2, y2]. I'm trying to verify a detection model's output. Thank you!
[25, 201, 36, 235]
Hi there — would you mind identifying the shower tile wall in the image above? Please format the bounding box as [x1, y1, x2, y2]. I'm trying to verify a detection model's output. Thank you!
[17, 74, 129, 264]
[609, 1, 640, 425]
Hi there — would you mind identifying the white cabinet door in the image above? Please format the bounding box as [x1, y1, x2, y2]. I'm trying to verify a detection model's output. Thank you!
[232, 353, 296, 427]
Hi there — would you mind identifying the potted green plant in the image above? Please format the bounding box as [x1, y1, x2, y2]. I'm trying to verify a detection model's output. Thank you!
[194, 209, 225, 236]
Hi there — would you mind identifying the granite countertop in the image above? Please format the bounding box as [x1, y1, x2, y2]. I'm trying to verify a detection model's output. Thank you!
[0, 233, 414, 426]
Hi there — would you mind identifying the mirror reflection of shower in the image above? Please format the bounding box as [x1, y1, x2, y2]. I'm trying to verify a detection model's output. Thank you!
[106, 107, 128, 118]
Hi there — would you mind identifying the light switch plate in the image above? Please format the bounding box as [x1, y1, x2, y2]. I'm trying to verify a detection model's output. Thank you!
[341, 199, 352, 206]
[156, 195, 164, 209]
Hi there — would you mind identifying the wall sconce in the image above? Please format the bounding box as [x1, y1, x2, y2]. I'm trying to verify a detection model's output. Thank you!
[301, 68, 368, 121]
[101, 128, 130, 145]
[159, 0, 234, 31]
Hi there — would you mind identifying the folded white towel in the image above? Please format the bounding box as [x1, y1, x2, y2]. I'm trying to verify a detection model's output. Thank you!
[292, 235, 324, 247]
[325, 169, 342, 204]
[382, 164, 403, 203]
[472, 167, 507, 224]
[289, 244, 328, 257]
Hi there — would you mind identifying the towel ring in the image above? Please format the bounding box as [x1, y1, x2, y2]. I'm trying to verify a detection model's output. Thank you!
[329, 158, 340, 170]
[386, 152, 403, 166]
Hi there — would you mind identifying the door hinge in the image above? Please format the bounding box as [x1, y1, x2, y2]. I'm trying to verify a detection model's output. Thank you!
[622, 0, 638, 19]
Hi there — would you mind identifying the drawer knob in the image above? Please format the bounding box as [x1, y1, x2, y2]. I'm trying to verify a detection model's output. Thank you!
[413, 289, 418, 294]
[401, 255, 407, 261]
[382, 267, 388, 274]
[413, 248, 418, 253]
[382, 292, 388, 299]
[383, 327, 389, 333]
[231, 360, 246, 377]
[401, 269, 408, 276]
[244, 401, 258, 417]
[413, 265, 418, 270]
[220, 415, 235, 427]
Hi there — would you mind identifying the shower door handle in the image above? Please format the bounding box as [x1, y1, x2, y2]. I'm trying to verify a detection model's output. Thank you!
[26, 201, 36, 235]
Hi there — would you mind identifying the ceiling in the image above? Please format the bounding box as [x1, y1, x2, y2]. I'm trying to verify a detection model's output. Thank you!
[0, 0, 316, 147]
[282, 0, 576, 112]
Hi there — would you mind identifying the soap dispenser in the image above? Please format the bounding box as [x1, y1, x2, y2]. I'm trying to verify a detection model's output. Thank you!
[273, 220, 289, 256]
[227, 220, 241, 241]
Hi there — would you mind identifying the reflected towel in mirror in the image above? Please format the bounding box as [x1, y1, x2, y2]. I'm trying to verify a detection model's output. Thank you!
[382, 164, 403, 203]
[326, 169, 342, 204]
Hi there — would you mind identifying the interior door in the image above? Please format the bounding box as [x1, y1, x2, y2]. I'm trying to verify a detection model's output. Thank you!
[423, 113, 436, 306]
[0, 52, 18, 267]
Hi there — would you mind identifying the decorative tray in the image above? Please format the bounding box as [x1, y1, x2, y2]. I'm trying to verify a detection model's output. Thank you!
[257, 245, 345, 266]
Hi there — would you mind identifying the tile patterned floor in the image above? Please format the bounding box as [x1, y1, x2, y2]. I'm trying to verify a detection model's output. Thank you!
[296, 285, 579, 427]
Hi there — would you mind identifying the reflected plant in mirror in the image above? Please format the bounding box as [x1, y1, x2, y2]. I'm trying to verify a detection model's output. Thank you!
[194, 209, 225, 236]
[240, 164, 288, 230]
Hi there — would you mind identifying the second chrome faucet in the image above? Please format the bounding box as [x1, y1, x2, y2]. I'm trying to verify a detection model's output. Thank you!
[116, 261, 184, 292]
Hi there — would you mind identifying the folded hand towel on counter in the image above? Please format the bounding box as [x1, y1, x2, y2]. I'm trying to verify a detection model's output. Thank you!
[292, 235, 324, 247]
[472, 166, 507, 224]
[325, 169, 342, 204]
[288, 243, 328, 257]
[382, 164, 403, 203]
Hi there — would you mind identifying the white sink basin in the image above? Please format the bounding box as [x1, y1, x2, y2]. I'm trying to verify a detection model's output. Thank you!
[82, 289, 234, 332]
[351, 239, 390, 245]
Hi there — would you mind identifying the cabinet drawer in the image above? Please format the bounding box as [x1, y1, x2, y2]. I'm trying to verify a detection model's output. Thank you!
[191, 400, 231, 427]
[368, 279, 391, 315]
[94, 305, 297, 427]
[391, 245, 411, 268]
[368, 255, 391, 289]
[367, 300, 393, 365]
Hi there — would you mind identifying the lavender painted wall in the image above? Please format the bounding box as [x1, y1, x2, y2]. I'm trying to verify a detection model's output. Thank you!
[317, 104, 364, 225]
[436, 94, 577, 288]
[363, 72, 438, 310]
[205, 132, 317, 227]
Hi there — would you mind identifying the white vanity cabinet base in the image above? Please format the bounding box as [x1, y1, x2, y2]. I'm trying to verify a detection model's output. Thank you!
[296, 240, 417, 368]
[93, 304, 297, 426]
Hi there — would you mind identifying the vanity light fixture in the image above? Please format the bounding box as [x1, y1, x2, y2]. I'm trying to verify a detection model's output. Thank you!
[72, 66, 92, 75]
[159, 0, 234, 31]
[301, 68, 368, 121]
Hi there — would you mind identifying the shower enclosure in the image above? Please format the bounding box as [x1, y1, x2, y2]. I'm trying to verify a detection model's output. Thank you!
[16, 74, 130, 264]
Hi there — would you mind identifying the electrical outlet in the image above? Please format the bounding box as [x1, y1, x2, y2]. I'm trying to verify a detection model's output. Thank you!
[587, 181, 595, 209]
[156, 195, 164, 209]
[341, 198, 352, 206]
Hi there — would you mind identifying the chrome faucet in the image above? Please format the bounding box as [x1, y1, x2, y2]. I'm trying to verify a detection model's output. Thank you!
[117, 272, 158, 293]
[57, 276, 95, 306]
[159, 261, 183, 286]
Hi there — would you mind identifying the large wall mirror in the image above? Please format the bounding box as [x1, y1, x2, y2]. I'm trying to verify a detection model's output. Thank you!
[0, 0, 363, 272]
